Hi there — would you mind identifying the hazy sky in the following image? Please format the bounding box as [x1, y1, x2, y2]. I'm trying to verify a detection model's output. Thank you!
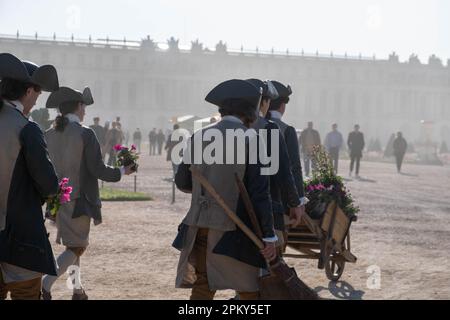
[1, 0, 449, 62]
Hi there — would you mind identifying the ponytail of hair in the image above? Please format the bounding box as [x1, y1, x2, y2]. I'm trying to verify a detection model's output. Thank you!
[55, 101, 80, 132]
[55, 115, 69, 132]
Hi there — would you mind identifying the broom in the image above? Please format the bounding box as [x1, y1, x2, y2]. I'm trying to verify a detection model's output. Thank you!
[190, 167, 319, 300]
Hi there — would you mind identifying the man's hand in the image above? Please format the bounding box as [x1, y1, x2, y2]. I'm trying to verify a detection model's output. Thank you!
[289, 205, 306, 228]
[260, 242, 277, 262]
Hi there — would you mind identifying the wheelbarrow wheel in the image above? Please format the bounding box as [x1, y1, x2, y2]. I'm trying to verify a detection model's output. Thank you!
[325, 253, 345, 282]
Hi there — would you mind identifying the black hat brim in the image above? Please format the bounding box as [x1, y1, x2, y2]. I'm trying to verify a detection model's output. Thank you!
[205, 79, 262, 109]
[46, 86, 94, 108]
[246, 79, 279, 100]
[271, 81, 292, 99]
[0, 53, 59, 92]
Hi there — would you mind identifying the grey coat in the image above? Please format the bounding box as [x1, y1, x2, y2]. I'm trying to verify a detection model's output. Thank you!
[46, 121, 121, 224]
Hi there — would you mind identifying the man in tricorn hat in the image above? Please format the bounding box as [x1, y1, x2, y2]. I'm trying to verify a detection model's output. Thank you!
[173, 79, 278, 300]
[247, 79, 304, 252]
[42, 86, 135, 300]
[267, 81, 308, 241]
[0, 53, 60, 300]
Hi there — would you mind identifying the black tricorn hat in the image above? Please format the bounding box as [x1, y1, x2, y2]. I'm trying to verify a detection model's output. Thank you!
[271, 81, 292, 100]
[246, 79, 279, 100]
[46, 87, 94, 109]
[205, 79, 262, 109]
[0, 53, 59, 92]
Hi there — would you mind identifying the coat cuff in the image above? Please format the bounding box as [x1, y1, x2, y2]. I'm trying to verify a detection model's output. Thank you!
[300, 197, 309, 206]
[262, 235, 279, 243]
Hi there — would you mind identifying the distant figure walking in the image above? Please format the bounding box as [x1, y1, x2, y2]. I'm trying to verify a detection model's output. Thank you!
[165, 124, 181, 177]
[148, 128, 157, 156]
[106, 122, 122, 166]
[133, 128, 142, 153]
[393, 132, 408, 173]
[324, 123, 344, 174]
[384, 133, 395, 158]
[347, 124, 365, 178]
[157, 129, 165, 155]
[300, 121, 321, 177]
[90, 117, 106, 158]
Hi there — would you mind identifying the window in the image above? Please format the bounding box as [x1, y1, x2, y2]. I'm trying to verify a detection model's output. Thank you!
[334, 92, 342, 116]
[112, 56, 120, 68]
[320, 90, 327, 113]
[78, 54, 85, 67]
[348, 92, 356, 115]
[128, 82, 137, 106]
[130, 56, 137, 68]
[111, 81, 120, 106]
[41, 51, 50, 63]
[94, 81, 103, 105]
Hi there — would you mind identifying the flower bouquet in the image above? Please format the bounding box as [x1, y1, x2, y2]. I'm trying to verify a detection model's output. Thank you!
[46, 178, 73, 220]
[304, 146, 359, 220]
[114, 144, 139, 172]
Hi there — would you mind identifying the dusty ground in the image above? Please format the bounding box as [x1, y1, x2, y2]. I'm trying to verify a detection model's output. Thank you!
[46, 151, 450, 300]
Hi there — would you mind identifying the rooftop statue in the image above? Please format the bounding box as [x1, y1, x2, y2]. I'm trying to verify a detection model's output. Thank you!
[215, 40, 227, 54]
[191, 39, 203, 54]
[168, 37, 179, 53]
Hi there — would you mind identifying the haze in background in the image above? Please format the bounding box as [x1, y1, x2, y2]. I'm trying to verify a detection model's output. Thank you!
[0, 0, 449, 61]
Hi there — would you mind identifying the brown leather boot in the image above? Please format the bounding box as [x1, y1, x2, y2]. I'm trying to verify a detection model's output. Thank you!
[72, 290, 88, 300]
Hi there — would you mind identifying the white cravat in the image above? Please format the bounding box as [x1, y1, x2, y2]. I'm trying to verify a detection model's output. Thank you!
[65, 113, 81, 124]
[6, 100, 25, 115]
[270, 111, 283, 120]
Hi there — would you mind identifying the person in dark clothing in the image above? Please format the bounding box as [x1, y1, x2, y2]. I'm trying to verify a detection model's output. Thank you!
[165, 124, 181, 176]
[42, 86, 134, 300]
[347, 124, 365, 178]
[393, 132, 408, 173]
[157, 129, 165, 155]
[148, 128, 157, 156]
[90, 117, 106, 158]
[299, 122, 321, 177]
[324, 123, 344, 174]
[173, 79, 278, 300]
[106, 122, 122, 166]
[0, 53, 60, 300]
[133, 128, 142, 153]
[247, 79, 304, 252]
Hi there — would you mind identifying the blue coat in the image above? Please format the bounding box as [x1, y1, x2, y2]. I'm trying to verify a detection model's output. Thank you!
[0, 103, 59, 276]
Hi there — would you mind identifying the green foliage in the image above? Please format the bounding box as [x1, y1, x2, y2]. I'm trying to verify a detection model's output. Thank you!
[304, 146, 359, 219]
[30, 108, 52, 131]
[100, 188, 153, 202]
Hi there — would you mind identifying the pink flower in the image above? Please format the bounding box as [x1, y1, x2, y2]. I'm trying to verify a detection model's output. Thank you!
[64, 186, 73, 194]
[307, 185, 315, 192]
[131, 145, 137, 151]
[114, 144, 123, 151]
[60, 193, 71, 204]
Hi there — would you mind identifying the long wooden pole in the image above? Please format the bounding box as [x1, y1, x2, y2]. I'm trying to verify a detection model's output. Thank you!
[190, 167, 264, 249]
